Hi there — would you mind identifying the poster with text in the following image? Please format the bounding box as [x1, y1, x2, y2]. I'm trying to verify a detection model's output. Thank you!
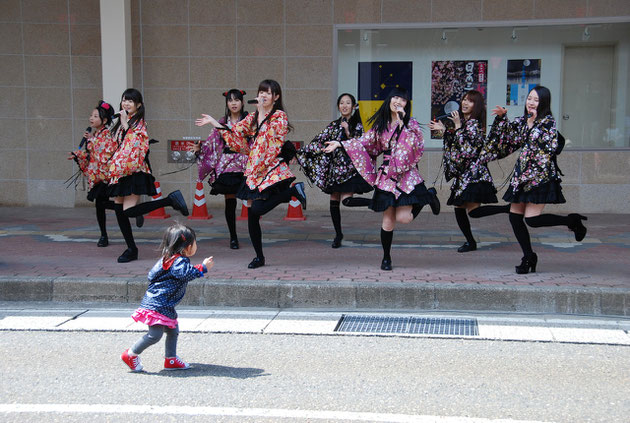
[431, 60, 487, 139]
[506, 59, 541, 105]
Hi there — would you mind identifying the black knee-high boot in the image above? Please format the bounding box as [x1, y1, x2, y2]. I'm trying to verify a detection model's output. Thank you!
[330, 200, 343, 248]
[225, 197, 238, 248]
[380, 228, 393, 270]
[95, 198, 115, 247]
[525, 213, 588, 242]
[454, 207, 476, 252]
[468, 204, 510, 218]
[115, 204, 138, 262]
[509, 212, 537, 273]
[247, 210, 264, 268]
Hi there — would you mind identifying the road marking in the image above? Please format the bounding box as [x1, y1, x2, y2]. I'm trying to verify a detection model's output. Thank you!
[0, 403, 552, 422]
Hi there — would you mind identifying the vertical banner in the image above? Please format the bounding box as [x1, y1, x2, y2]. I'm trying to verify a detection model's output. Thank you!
[358, 61, 413, 130]
[431, 60, 488, 138]
[506, 59, 541, 105]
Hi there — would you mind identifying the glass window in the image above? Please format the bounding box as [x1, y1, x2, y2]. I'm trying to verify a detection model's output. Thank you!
[336, 23, 630, 149]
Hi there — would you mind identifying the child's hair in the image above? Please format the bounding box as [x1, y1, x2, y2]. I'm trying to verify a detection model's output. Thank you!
[337, 92, 363, 137]
[160, 223, 197, 260]
[222, 89, 248, 122]
[96, 100, 115, 126]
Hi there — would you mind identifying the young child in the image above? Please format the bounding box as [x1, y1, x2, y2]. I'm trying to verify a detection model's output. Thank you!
[121, 224, 213, 372]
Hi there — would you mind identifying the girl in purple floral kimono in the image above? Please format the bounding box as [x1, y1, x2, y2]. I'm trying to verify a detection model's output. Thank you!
[193, 89, 249, 250]
[484, 86, 587, 274]
[429, 90, 498, 253]
[296, 93, 372, 248]
[325, 87, 440, 271]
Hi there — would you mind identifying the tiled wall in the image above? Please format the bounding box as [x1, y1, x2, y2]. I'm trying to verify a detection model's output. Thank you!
[1, 0, 629, 213]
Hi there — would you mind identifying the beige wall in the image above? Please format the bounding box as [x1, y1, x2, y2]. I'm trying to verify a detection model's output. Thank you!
[1, 0, 629, 212]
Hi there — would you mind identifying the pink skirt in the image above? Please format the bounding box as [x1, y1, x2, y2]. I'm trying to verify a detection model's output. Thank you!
[131, 308, 178, 329]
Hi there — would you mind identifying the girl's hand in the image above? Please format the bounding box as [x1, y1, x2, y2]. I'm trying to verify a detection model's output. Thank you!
[67, 152, 77, 160]
[428, 120, 445, 132]
[83, 130, 91, 139]
[492, 106, 507, 117]
[195, 114, 220, 128]
[340, 120, 350, 137]
[188, 141, 201, 153]
[203, 256, 214, 270]
[450, 110, 461, 130]
[323, 141, 341, 153]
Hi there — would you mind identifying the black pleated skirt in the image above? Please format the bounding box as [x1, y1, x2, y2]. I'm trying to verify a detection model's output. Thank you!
[503, 180, 566, 204]
[107, 172, 157, 197]
[369, 183, 434, 212]
[209, 172, 245, 195]
[236, 177, 295, 201]
[447, 182, 498, 207]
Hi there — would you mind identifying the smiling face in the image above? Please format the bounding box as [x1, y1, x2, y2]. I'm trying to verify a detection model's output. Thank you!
[461, 95, 474, 116]
[258, 88, 279, 108]
[121, 96, 141, 116]
[338, 95, 354, 118]
[389, 96, 407, 115]
[526, 90, 539, 117]
[88, 109, 103, 130]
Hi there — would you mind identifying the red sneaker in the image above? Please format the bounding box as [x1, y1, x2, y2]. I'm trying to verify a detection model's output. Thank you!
[121, 349, 143, 372]
[164, 356, 190, 370]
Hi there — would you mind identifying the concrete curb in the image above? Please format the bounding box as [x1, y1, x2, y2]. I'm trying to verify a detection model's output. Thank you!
[1, 276, 628, 316]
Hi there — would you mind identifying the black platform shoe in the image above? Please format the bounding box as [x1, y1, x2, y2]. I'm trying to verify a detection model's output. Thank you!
[247, 256, 265, 269]
[380, 258, 392, 271]
[230, 239, 239, 250]
[427, 187, 440, 215]
[168, 190, 189, 216]
[97, 235, 109, 247]
[568, 214, 588, 242]
[515, 253, 537, 274]
[457, 241, 477, 253]
[293, 182, 307, 210]
[332, 235, 343, 249]
[117, 247, 138, 263]
[135, 215, 144, 228]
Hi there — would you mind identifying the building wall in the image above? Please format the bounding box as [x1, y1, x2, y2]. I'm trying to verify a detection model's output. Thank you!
[1, 0, 629, 212]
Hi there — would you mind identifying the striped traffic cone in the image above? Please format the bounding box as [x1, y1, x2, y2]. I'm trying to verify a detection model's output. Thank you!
[283, 184, 306, 221]
[146, 181, 171, 219]
[236, 199, 249, 221]
[188, 181, 213, 220]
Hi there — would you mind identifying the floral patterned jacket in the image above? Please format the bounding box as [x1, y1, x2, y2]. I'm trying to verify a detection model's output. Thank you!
[342, 118, 425, 199]
[219, 109, 293, 192]
[72, 126, 117, 189]
[442, 119, 495, 199]
[295, 118, 364, 191]
[485, 114, 560, 193]
[108, 120, 151, 185]
[197, 116, 249, 185]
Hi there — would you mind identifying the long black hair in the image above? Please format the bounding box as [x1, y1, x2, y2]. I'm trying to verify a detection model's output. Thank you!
[462, 90, 486, 128]
[525, 85, 552, 120]
[222, 89, 248, 122]
[160, 223, 197, 260]
[96, 100, 115, 126]
[255, 79, 292, 133]
[366, 87, 411, 136]
[337, 92, 362, 136]
[112, 88, 145, 133]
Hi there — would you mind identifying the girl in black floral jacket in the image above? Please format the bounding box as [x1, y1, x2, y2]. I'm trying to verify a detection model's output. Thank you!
[484, 86, 587, 274]
[429, 90, 498, 253]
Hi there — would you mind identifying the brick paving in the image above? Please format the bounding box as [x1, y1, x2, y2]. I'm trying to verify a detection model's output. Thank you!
[0, 206, 628, 290]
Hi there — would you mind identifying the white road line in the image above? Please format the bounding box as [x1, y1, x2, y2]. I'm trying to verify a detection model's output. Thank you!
[0, 403, 552, 423]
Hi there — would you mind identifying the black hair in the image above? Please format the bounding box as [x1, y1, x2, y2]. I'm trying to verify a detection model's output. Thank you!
[366, 87, 411, 136]
[96, 100, 115, 126]
[223, 89, 248, 122]
[112, 88, 145, 133]
[462, 90, 486, 128]
[160, 223, 197, 260]
[337, 92, 363, 136]
[524, 85, 552, 120]
[255, 79, 292, 133]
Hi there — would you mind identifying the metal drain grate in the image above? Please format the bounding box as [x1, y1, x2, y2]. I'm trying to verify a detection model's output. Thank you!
[335, 315, 479, 336]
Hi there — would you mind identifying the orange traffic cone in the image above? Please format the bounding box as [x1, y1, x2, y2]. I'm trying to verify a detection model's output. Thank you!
[283, 185, 306, 221]
[188, 181, 213, 220]
[236, 200, 249, 221]
[146, 181, 171, 219]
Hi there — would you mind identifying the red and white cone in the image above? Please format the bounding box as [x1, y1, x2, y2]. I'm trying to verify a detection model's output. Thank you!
[283, 186, 306, 221]
[188, 181, 212, 220]
[236, 199, 249, 221]
[146, 181, 171, 219]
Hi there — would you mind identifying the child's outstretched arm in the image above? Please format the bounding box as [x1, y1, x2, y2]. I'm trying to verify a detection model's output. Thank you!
[202, 256, 214, 272]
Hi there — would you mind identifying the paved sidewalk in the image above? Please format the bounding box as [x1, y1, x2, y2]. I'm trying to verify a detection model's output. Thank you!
[0, 206, 629, 315]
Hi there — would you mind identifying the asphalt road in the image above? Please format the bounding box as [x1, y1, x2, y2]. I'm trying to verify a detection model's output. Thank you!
[0, 331, 628, 422]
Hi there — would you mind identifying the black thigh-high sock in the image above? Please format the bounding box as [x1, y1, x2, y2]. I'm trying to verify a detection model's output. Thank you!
[94, 197, 114, 237]
[330, 200, 342, 239]
[122, 198, 171, 217]
[469, 204, 510, 218]
[115, 204, 137, 250]
[225, 197, 237, 241]
[454, 207, 475, 244]
[380, 228, 393, 260]
[247, 209, 264, 259]
[524, 214, 569, 228]
[250, 187, 294, 217]
[342, 197, 372, 207]
[509, 212, 532, 256]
